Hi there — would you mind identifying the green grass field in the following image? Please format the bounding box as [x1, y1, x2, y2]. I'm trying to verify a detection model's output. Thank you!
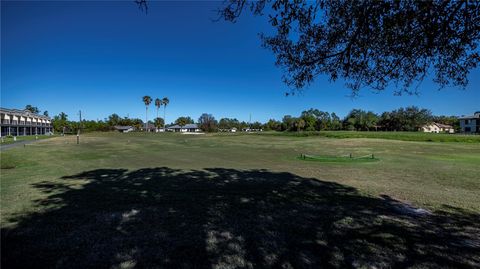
[1, 132, 479, 268]
[262, 130, 480, 143]
[0, 134, 55, 145]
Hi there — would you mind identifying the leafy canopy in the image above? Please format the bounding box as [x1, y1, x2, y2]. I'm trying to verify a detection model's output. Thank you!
[219, 0, 480, 95]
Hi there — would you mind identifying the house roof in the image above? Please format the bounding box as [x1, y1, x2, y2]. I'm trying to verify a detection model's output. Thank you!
[114, 125, 134, 130]
[422, 122, 453, 129]
[434, 123, 453, 128]
[0, 107, 51, 120]
[168, 124, 199, 129]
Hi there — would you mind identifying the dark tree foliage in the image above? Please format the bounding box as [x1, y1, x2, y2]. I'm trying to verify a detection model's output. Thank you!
[135, 0, 148, 14]
[175, 116, 194, 126]
[25, 105, 40, 114]
[432, 115, 460, 131]
[154, 117, 165, 128]
[218, 0, 480, 95]
[378, 106, 432, 131]
[218, 118, 241, 130]
[264, 119, 282, 131]
[107, 113, 121, 126]
[198, 113, 218, 132]
[343, 109, 379, 131]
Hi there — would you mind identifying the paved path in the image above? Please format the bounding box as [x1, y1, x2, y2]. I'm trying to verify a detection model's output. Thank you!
[0, 140, 41, 151]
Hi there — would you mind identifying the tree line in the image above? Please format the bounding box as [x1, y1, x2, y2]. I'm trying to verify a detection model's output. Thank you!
[50, 106, 460, 134]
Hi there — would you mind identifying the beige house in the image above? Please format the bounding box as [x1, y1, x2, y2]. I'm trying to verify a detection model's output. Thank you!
[421, 123, 454, 133]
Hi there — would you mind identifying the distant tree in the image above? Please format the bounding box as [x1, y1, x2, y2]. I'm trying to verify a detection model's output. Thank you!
[52, 112, 68, 133]
[300, 112, 317, 131]
[218, 118, 230, 130]
[251, 121, 263, 130]
[378, 106, 432, 131]
[295, 118, 306, 132]
[218, 118, 241, 130]
[43, 111, 49, 117]
[154, 117, 165, 129]
[239, 121, 249, 130]
[219, 1, 480, 95]
[131, 118, 144, 130]
[281, 115, 296, 131]
[142, 96, 153, 132]
[59, 112, 68, 121]
[264, 119, 281, 131]
[401, 106, 432, 131]
[432, 115, 460, 132]
[82, 120, 109, 132]
[107, 113, 121, 126]
[301, 109, 334, 131]
[25, 105, 40, 114]
[155, 98, 162, 120]
[330, 112, 342, 130]
[175, 116, 194, 126]
[162, 97, 169, 131]
[344, 109, 378, 131]
[198, 113, 218, 132]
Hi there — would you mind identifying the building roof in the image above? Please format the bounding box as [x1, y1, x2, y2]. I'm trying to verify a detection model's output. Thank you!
[168, 124, 199, 129]
[459, 111, 480, 119]
[0, 107, 51, 120]
[434, 123, 453, 128]
[114, 125, 134, 130]
[423, 122, 453, 129]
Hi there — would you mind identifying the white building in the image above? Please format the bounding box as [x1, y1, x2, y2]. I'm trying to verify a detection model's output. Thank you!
[114, 126, 135, 133]
[167, 124, 201, 133]
[421, 123, 455, 133]
[1, 108, 52, 137]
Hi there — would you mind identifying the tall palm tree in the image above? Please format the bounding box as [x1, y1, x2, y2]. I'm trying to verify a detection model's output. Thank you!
[162, 97, 169, 131]
[142, 95, 152, 132]
[154, 98, 162, 131]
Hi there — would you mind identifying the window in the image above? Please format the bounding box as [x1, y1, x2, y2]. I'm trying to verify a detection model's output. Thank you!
[464, 119, 470, 124]
[465, 127, 471, 132]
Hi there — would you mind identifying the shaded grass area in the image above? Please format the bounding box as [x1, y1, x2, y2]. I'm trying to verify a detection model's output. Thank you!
[0, 134, 55, 145]
[260, 131, 480, 143]
[2, 167, 479, 268]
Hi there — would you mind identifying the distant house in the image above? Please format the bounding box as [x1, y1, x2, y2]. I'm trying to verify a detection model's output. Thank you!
[459, 112, 480, 133]
[114, 126, 134, 133]
[421, 123, 454, 133]
[219, 127, 237, 133]
[141, 123, 157, 132]
[167, 124, 201, 133]
[242, 128, 263, 132]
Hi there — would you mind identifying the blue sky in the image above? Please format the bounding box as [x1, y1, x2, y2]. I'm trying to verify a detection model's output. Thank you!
[2, 1, 479, 123]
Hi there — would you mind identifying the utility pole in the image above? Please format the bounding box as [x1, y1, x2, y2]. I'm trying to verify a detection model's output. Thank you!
[77, 110, 82, 144]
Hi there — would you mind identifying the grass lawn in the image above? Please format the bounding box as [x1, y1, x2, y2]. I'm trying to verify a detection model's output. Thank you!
[261, 130, 480, 143]
[1, 132, 479, 268]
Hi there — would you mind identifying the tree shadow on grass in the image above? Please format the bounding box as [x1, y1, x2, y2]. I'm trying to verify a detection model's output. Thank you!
[2, 167, 479, 268]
